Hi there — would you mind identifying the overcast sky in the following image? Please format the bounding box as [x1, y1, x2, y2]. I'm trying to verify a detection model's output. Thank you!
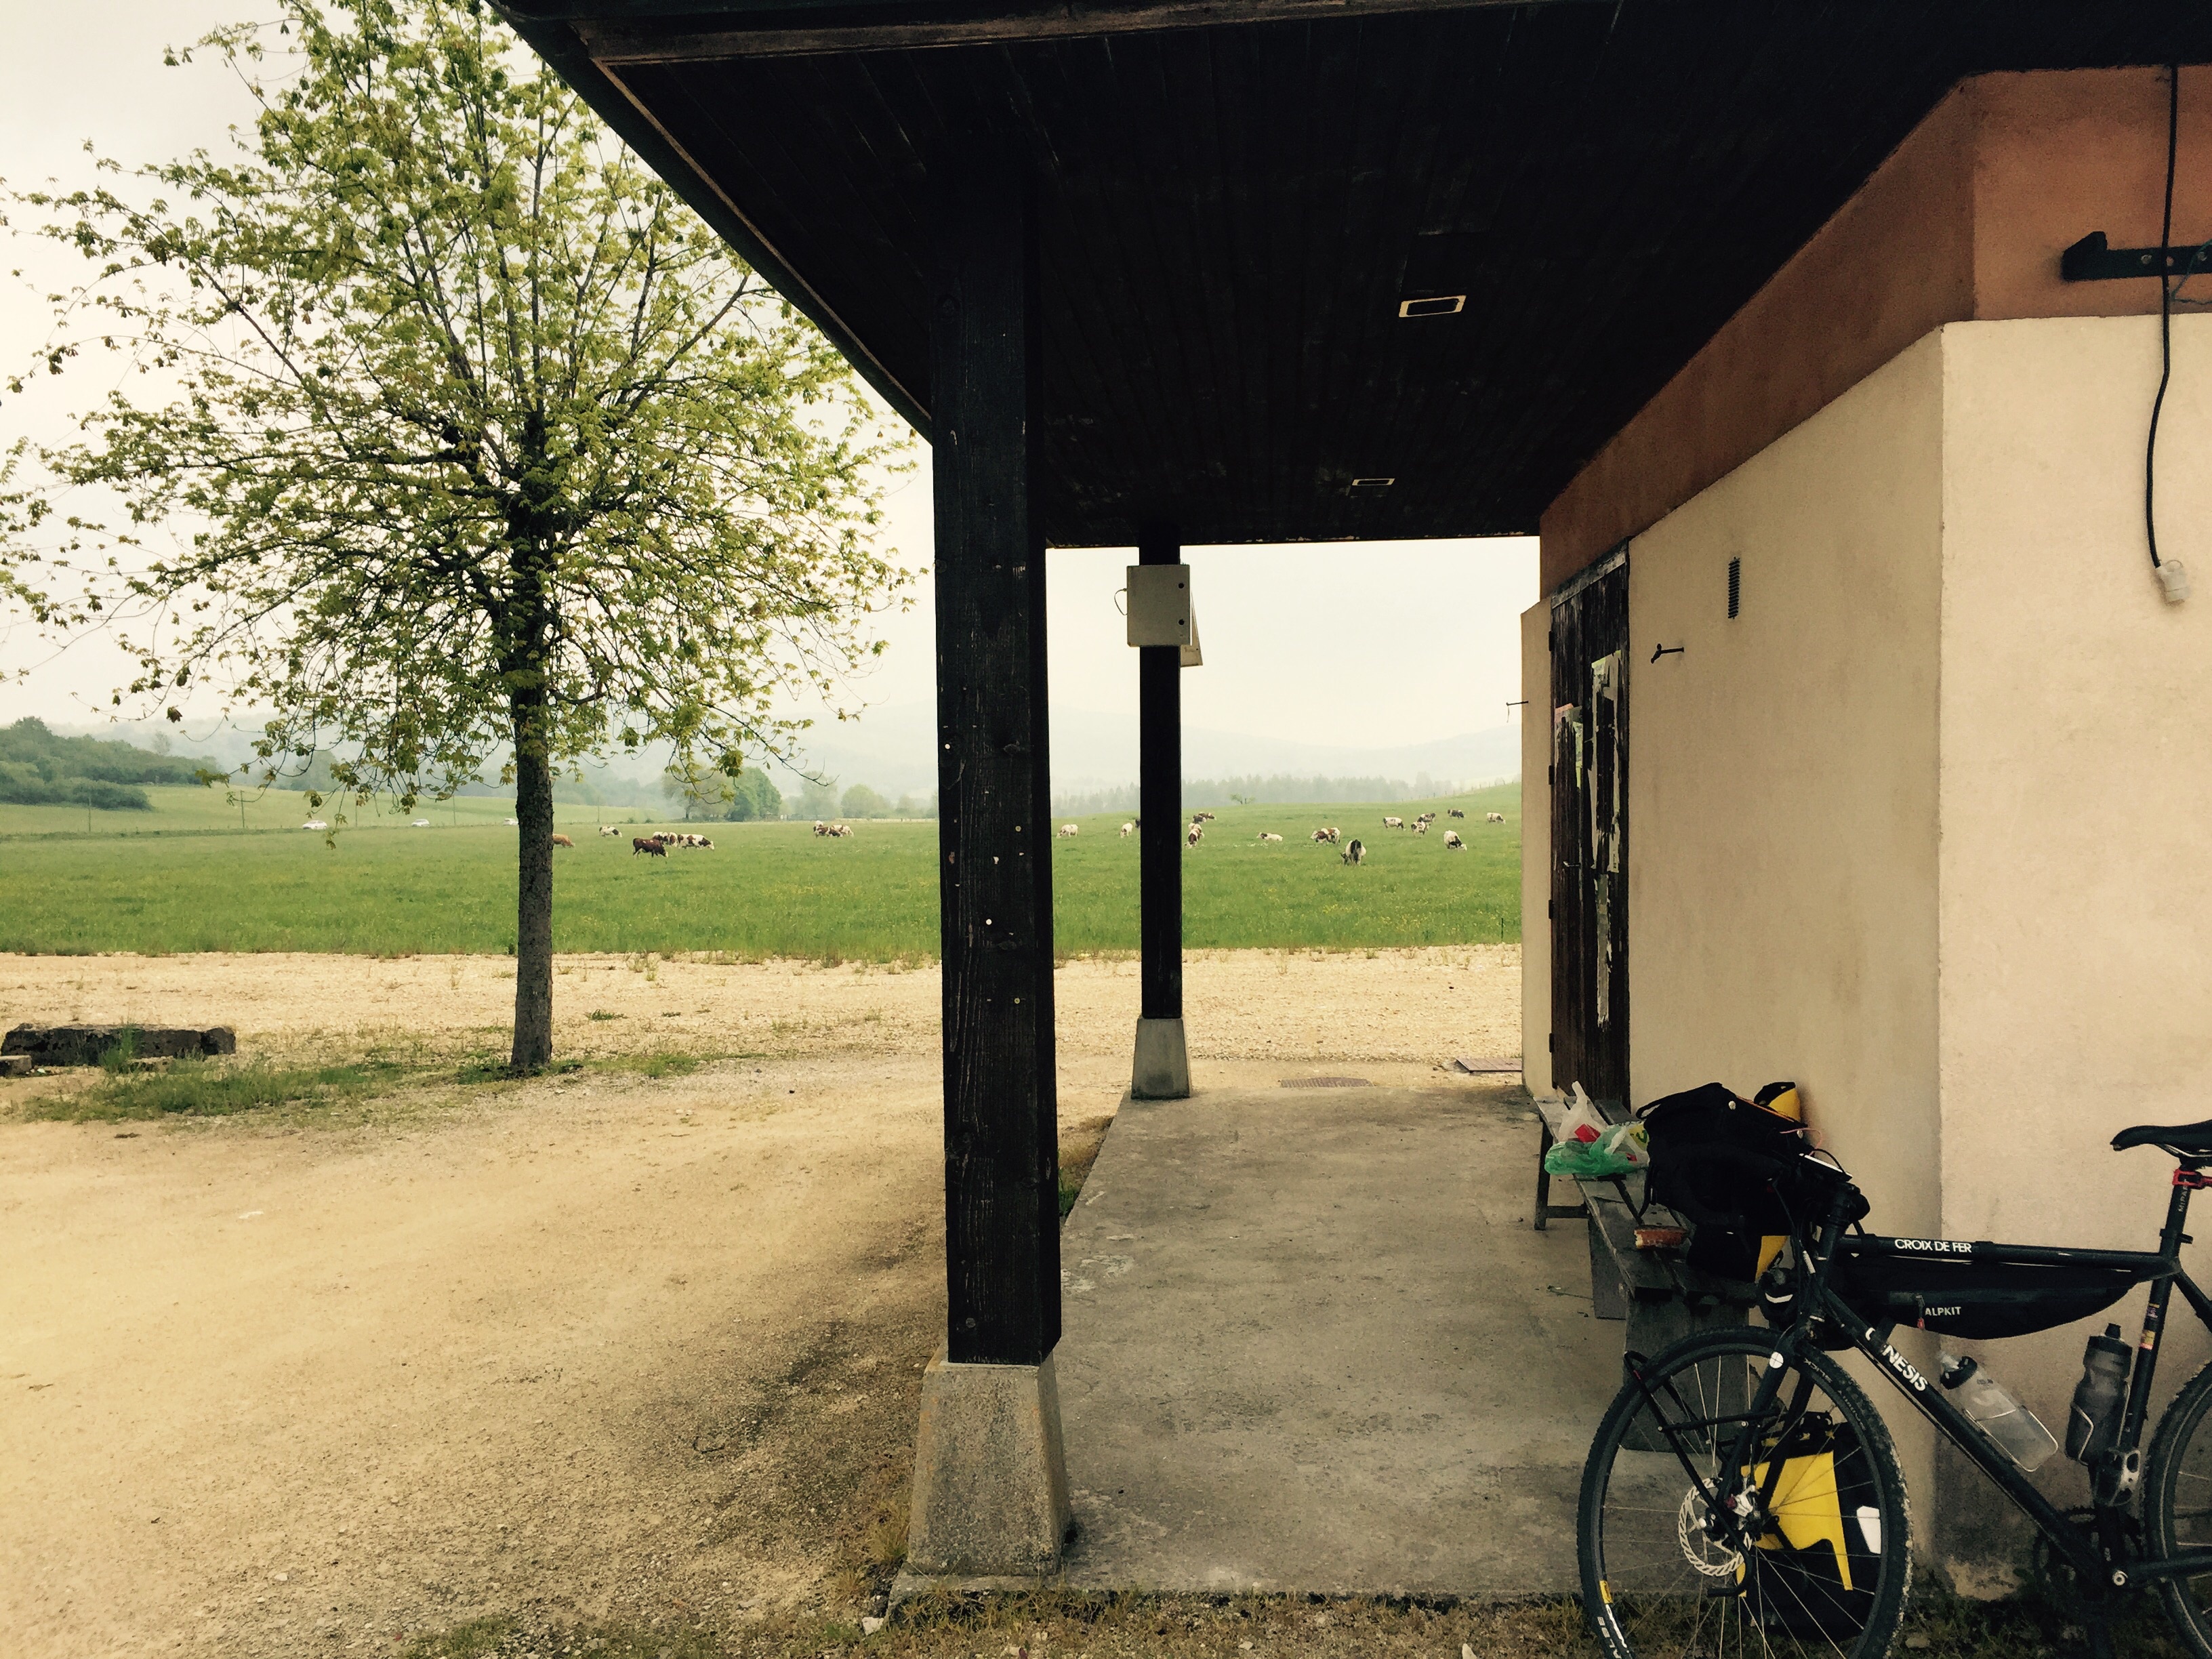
[0, 3, 1538, 754]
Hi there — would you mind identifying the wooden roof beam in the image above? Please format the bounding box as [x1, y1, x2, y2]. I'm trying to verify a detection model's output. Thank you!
[568, 0, 1595, 64]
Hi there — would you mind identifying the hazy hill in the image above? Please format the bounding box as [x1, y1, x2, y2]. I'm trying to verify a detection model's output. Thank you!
[49, 701, 1521, 817]
[0, 718, 220, 810]
[790, 701, 1521, 804]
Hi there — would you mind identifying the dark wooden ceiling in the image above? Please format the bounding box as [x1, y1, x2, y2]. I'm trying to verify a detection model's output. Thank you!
[501, 1, 2212, 546]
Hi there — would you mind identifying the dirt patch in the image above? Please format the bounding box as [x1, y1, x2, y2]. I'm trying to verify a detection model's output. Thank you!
[0, 943, 1521, 1073]
[1, 1052, 946, 1658]
[0, 948, 1523, 1659]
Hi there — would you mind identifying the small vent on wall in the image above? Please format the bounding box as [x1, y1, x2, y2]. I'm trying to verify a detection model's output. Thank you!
[1727, 556, 1742, 619]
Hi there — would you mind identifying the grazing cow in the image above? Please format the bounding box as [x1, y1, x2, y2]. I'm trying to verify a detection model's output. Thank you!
[1258, 832, 1284, 843]
[1059, 823, 1079, 838]
[813, 821, 830, 836]
[411, 819, 431, 828]
[1310, 827, 1332, 843]
[1120, 821, 1135, 838]
[301, 819, 328, 831]
[1193, 811, 1216, 823]
[1187, 823, 1204, 846]
[1443, 831, 1465, 850]
[632, 836, 666, 858]
[551, 834, 575, 848]
[506, 817, 520, 826]
[828, 823, 853, 838]
[1324, 827, 1341, 843]
[1487, 811, 1506, 824]
[599, 824, 619, 837]
[1340, 838, 1365, 865]
[1447, 808, 1466, 820]
[1413, 820, 1428, 835]
[1382, 815, 1404, 830]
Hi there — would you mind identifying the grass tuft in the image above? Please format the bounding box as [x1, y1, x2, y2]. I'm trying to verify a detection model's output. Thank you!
[1058, 1113, 1115, 1218]
[98, 1026, 143, 1074]
[35, 1057, 412, 1122]
[596, 1051, 703, 1080]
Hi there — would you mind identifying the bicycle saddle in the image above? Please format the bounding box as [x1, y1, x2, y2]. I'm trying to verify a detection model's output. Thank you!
[2112, 1119, 2212, 1156]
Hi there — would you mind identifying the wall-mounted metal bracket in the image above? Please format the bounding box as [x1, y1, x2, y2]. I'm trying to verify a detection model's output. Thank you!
[1650, 643, 1683, 663]
[2061, 231, 2212, 283]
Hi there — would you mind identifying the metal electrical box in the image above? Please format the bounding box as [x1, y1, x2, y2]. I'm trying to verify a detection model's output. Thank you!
[1125, 564, 1192, 648]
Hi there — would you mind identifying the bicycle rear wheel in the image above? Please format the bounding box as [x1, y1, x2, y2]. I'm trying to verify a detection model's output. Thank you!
[2144, 1357, 2212, 1656]
[1578, 1329, 1912, 1659]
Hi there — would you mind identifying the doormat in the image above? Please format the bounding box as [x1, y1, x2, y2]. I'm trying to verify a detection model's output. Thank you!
[1279, 1076, 1372, 1088]
[1453, 1056, 1522, 1075]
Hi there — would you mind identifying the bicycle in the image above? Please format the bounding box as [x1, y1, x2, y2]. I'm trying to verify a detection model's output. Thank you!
[1576, 1116, 2212, 1659]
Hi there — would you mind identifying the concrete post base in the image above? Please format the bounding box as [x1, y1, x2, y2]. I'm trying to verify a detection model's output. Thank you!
[903, 1352, 1073, 1578]
[1130, 1017, 1190, 1100]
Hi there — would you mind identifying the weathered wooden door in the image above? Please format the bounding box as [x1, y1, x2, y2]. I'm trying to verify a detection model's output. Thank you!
[1550, 548, 1629, 1106]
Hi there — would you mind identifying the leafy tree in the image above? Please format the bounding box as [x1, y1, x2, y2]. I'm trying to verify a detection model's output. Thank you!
[840, 783, 889, 820]
[724, 768, 779, 823]
[661, 754, 733, 821]
[4, 1, 909, 1068]
[790, 776, 842, 823]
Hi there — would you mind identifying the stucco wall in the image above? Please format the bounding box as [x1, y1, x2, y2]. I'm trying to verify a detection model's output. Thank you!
[1927, 315, 2212, 1574]
[1616, 331, 1948, 1546]
[1520, 600, 1551, 1090]
[1625, 333, 1946, 1229]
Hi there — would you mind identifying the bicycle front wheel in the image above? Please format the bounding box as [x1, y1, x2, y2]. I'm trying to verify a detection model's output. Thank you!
[1578, 1329, 1912, 1659]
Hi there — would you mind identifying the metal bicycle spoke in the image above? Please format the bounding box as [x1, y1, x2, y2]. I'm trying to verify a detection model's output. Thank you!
[1580, 1332, 1910, 1659]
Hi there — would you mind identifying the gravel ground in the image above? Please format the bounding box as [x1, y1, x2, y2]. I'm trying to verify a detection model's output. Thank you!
[0, 947, 1521, 1659]
[0, 943, 1521, 1071]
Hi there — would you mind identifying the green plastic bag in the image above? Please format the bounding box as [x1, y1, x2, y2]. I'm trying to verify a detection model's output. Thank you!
[1543, 1118, 1649, 1179]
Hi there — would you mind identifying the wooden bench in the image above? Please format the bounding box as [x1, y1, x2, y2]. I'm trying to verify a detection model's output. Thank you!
[1531, 1094, 1756, 1376]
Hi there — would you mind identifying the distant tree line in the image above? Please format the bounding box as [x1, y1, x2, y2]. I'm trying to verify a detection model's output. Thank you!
[0, 717, 217, 810]
[1050, 773, 1514, 816]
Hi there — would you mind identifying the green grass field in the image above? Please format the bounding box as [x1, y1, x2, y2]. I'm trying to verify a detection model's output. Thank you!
[0, 784, 1520, 957]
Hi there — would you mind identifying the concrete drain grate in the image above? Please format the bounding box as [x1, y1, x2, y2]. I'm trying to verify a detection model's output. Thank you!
[1278, 1076, 1372, 1088]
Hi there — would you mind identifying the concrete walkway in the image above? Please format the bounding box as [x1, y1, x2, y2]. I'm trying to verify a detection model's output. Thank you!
[1054, 1076, 1619, 1596]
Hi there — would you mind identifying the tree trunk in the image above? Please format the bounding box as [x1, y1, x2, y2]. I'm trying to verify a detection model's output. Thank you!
[511, 737, 556, 1072]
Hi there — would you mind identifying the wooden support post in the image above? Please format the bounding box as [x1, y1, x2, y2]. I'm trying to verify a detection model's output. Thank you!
[903, 133, 1073, 1586]
[928, 142, 1060, 1370]
[1137, 528, 1184, 1021]
[1130, 527, 1191, 1099]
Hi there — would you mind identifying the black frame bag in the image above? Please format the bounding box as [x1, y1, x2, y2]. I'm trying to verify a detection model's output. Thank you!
[1828, 1246, 2139, 1340]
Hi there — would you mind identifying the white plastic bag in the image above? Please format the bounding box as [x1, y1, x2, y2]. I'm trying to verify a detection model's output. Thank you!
[1559, 1080, 1607, 1147]
[1597, 1118, 1650, 1170]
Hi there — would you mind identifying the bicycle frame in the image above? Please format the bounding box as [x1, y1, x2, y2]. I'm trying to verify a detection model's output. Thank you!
[1788, 1172, 2212, 1595]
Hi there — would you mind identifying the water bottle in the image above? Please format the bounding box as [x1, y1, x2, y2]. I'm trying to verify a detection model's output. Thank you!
[2066, 1324, 2133, 1465]
[1940, 1352, 2060, 1471]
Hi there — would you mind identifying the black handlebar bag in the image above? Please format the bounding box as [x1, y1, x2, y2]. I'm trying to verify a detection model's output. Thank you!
[1828, 1242, 2141, 1339]
[1638, 1083, 1818, 1280]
